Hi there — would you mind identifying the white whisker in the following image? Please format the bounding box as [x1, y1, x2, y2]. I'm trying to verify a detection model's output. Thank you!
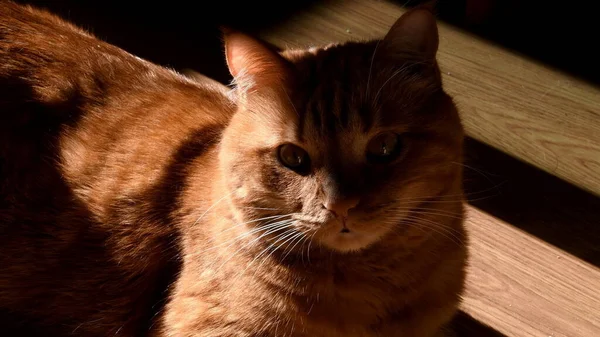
[281, 231, 307, 261]
[366, 40, 381, 99]
[186, 216, 294, 259]
[306, 231, 318, 264]
[241, 206, 281, 211]
[212, 221, 296, 274]
[217, 214, 294, 236]
[247, 228, 300, 278]
[191, 191, 235, 228]
[253, 230, 302, 277]
[400, 216, 463, 246]
[390, 206, 463, 221]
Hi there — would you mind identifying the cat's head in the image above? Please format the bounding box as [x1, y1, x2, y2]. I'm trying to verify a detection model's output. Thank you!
[219, 9, 463, 253]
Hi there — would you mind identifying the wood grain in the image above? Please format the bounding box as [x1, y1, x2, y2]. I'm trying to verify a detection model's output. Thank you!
[464, 207, 600, 337]
[260, 0, 600, 196]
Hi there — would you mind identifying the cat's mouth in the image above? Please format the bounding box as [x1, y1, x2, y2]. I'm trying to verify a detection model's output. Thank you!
[340, 220, 351, 233]
[292, 214, 381, 252]
[317, 219, 383, 252]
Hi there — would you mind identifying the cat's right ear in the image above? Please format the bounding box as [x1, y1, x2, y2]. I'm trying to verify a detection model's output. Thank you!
[222, 27, 289, 88]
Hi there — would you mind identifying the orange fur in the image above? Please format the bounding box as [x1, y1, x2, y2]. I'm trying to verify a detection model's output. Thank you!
[0, 2, 466, 336]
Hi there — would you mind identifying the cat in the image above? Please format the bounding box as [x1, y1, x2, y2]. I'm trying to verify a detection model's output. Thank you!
[0, 1, 467, 336]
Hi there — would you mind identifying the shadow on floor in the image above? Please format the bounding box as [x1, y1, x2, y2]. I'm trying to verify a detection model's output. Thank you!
[402, 0, 599, 85]
[463, 137, 600, 267]
[450, 311, 507, 337]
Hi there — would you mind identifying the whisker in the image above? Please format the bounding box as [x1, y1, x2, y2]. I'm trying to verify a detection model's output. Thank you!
[400, 216, 464, 246]
[215, 219, 294, 258]
[373, 67, 405, 105]
[306, 231, 317, 265]
[241, 206, 281, 211]
[186, 217, 294, 258]
[248, 228, 300, 278]
[377, 180, 506, 207]
[385, 192, 495, 205]
[372, 61, 428, 105]
[254, 230, 303, 275]
[366, 40, 381, 99]
[403, 215, 464, 237]
[281, 86, 299, 117]
[217, 214, 294, 236]
[299, 235, 310, 265]
[388, 207, 464, 221]
[451, 161, 500, 185]
[226, 228, 296, 284]
[191, 191, 235, 228]
[383, 210, 463, 236]
[394, 219, 461, 246]
[282, 231, 307, 261]
[212, 221, 296, 274]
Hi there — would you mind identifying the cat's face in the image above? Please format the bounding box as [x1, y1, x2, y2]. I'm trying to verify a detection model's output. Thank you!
[219, 9, 463, 252]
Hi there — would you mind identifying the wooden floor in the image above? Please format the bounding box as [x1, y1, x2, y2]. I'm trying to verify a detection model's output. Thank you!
[260, 1, 600, 336]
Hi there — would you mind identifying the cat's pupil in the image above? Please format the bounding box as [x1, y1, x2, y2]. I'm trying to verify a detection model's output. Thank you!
[366, 132, 401, 163]
[381, 143, 389, 155]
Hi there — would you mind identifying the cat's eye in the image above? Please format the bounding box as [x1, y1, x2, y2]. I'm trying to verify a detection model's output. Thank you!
[366, 132, 403, 164]
[278, 144, 310, 173]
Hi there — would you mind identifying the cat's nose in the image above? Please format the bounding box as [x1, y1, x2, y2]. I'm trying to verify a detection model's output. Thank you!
[323, 197, 359, 218]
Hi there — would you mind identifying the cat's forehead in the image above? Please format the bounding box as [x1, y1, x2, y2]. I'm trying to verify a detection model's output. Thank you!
[287, 42, 418, 140]
[289, 42, 378, 91]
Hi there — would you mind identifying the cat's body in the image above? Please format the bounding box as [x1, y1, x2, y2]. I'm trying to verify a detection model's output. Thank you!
[0, 2, 466, 336]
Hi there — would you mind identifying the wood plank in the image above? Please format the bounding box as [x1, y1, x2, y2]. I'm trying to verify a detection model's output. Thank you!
[463, 206, 600, 337]
[260, 0, 600, 196]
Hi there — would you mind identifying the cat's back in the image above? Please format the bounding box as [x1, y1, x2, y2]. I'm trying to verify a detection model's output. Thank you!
[0, 0, 231, 224]
[0, 2, 232, 335]
[0, 0, 233, 195]
[0, 1, 231, 115]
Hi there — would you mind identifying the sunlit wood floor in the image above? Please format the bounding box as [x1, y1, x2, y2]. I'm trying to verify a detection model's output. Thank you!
[261, 1, 600, 336]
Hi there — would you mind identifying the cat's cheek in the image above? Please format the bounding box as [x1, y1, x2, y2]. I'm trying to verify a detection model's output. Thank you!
[393, 179, 441, 204]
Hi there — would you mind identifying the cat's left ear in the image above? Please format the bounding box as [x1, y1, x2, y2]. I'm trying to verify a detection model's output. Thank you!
[382, 8, 439, 59]
[222, 28, 290, 87]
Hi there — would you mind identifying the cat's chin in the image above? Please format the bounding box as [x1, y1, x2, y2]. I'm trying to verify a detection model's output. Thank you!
[318, 224, 383, 253]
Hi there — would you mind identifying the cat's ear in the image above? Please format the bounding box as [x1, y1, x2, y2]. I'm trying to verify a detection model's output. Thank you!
[382, 8, 439, 59]
[222, 28, 289, 87]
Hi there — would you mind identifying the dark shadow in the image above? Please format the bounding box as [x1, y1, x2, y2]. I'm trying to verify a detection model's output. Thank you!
[23, 0, 599, 86]
[449, 311, 507, 337]
[463, 137, 600, 267]
[16, 0, 320, 84]
[0, 71, 181, 336]
[406, 0, 600, 84]
[18, 0, 599, 85]
[403, 0, 599, 85]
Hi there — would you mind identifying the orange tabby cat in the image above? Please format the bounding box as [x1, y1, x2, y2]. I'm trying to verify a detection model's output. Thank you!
[0, 2, 466, 336]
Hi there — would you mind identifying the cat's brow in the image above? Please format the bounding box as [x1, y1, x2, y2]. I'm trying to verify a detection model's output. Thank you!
[296, 49, 377, 139]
